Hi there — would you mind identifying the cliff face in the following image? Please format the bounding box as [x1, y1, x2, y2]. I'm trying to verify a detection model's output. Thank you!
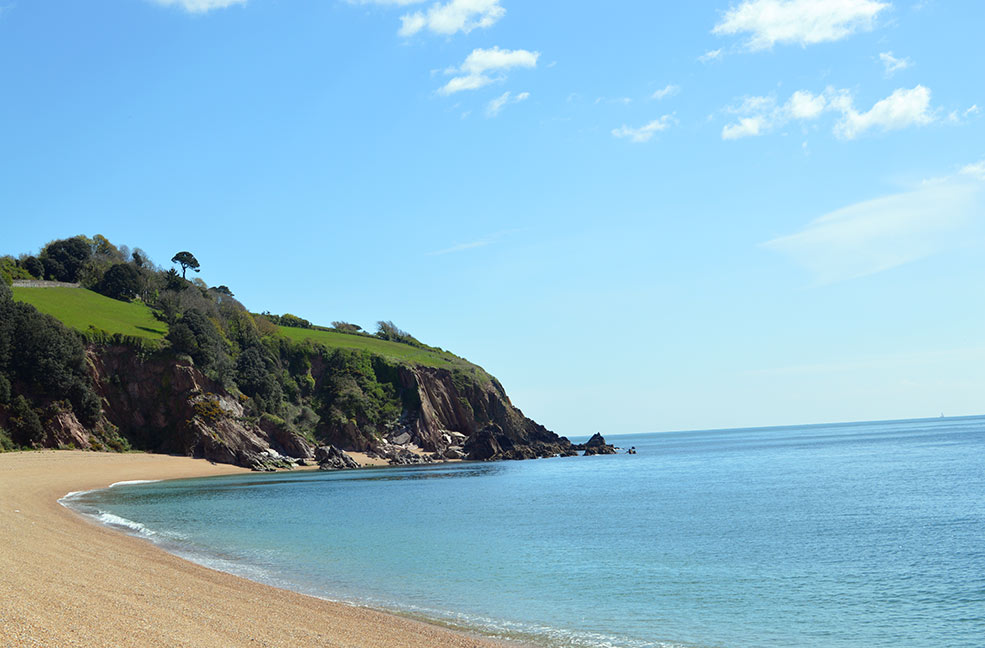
[90, 346, 312, 470]
[404, 367, 575, 460]
[59, 345, 573, 469]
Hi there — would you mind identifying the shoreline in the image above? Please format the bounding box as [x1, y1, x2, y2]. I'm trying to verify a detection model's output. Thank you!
[0, 450, 513, 648]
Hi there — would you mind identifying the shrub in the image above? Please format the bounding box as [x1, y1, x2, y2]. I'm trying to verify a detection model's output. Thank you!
[0, 427, 14, 452]
[279, 313, 312, 329]
[10, 395, 44, 447]
[0, 256, 30, 282]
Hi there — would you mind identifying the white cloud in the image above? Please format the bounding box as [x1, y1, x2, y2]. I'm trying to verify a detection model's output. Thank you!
[698, 48, 723, 62]
[713, 0, 890, 50]
[834, 85, 935, 139]
[879, 51, 911, 77]
[486, 91, 530, 117]
[723, 116, 767, 139]
[763, 161, 985, 283]
[351, 0, 423, 5]
[721, 85, 937, 140]
[398, 0, 505, 36]
[787, 89, 827, 119]
[651, 84, 681, 101]
[611, 115, 674, 143]
[151, 0, 245, 11]
[438, 47, 539, 95]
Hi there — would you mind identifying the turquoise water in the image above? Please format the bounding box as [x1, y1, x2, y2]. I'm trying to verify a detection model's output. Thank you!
[65, 416, 985, 648]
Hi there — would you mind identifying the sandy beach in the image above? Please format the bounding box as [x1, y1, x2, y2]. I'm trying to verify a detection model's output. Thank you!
[0, 450, 503, 648]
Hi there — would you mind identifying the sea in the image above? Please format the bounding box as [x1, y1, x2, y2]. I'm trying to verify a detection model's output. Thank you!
[61, 416, 985, 648]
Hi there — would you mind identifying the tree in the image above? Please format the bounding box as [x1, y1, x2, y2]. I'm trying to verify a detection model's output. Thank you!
[98, 263, 142, 301]
[20, 256, 43, 279]
[40, 237, 91, 282]
[164, 268, 184, 291]
[376, 320, 421, 346]
[332, 321, 362, 334]
[212, 285, 234, 296]
[171, 251, 200, 279]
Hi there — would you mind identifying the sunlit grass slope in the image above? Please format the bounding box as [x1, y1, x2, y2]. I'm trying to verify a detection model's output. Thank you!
[10, 286, 486, 378]
[12, 287, 167, 341]
[277, 325, 488, 378]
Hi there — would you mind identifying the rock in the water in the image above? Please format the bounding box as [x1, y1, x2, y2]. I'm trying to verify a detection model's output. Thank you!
[315, 445, 360, 470]
[574, 432, 617, 455]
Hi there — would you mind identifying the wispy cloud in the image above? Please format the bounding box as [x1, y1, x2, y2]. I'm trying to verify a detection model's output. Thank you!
[150, 0, 245, 12]
[879, 51, 911, 77]
[713, 0, 890, 50]
[426, 229, 520, 256]
[651, 84, 681, 101]
[486, 90, 530, 117]
[722, 85, 938, 140]
[698, 48, 723, 63]
[594, 96, 632, 105]
[762, 161, 985, 283]
[611, 115, 675, 143]
[438, 46, 539, 95]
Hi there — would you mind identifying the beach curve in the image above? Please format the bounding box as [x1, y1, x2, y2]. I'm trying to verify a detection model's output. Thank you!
[0, 450, 507, 648]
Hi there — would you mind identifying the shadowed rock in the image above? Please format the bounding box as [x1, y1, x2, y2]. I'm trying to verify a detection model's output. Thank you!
[315, 445, 360, 471]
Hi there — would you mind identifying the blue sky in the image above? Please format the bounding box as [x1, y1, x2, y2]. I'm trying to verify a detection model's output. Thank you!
[2, 0, 984, 434]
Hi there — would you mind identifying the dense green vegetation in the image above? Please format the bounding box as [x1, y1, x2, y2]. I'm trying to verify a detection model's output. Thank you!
[276, 325, 485, 376]
[0, 281, 128, 451]
[12, 287, 167, 343]
[0, 233, 492, 452]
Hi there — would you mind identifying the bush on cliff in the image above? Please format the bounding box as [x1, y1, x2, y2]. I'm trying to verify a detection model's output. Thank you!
[0, 427, 14, 452]
[8, 395, 44, 447]
[0, 282, 101, 428]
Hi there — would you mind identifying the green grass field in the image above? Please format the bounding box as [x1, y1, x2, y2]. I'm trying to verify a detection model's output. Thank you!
[12, 287, 168, 341]
[277, 325, 488, 377]
[10, 286, 486, 377]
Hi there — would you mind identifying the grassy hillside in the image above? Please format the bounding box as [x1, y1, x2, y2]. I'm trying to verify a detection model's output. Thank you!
[277, 325, 489, 379]
[11, 286, 488, 379]
[12, 287, 167, 341]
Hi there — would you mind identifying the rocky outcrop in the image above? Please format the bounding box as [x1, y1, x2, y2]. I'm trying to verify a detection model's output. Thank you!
[390, 367, 577, 461]
[89, 346, 315, 470]
[14, 342, 578, 471]
[44, 411, 92, 450]
[315, 445, 360, 470]
[573, 433, 617, 455]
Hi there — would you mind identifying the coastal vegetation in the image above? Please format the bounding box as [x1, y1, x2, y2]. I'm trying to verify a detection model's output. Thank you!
[0, 234, 554, 464]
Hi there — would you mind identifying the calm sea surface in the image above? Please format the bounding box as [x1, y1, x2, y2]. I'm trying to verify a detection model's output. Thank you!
[65, 416, 985, 648]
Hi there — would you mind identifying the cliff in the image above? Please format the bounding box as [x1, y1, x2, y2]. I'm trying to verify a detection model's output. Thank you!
[65, 345, 575, 469]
